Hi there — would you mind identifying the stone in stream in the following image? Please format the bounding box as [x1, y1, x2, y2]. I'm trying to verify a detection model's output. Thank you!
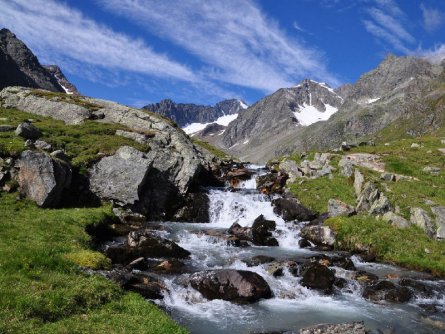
[256, 172, 288, 195]
[398, 278, 434, 298]
[300, 262, 335, 293]
[226, 167, 253, 188]
[105, 229, 190, 264]
[251, 215, 279, 246]
[272, 197, 317, 221]
[362, 280, 412, 303]
[245, 255, 276, 267]
[299, 321, 366, 334]
[172, 192, 210, 223]
[189, 269, 272, 304]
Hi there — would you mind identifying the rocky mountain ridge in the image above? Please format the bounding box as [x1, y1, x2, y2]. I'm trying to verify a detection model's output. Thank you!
[44, 65, 79, 95]
[144, 98, 247, 127]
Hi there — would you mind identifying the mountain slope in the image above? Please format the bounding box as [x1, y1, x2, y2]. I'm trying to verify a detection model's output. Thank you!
[44, 65, 79, 95]
[0, 28, 64, 92]
[144, 98, 247, 128]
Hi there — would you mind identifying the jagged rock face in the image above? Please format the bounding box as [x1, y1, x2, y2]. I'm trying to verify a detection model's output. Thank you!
[144, 98, 246, 127]
[221, 80, 343, 162]
[0, 29, 63, 92]
[15, 150, 72, 207]
[44, 65, 79, 95]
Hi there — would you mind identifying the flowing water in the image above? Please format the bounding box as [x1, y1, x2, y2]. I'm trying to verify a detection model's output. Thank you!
[150, 166, 445, 334]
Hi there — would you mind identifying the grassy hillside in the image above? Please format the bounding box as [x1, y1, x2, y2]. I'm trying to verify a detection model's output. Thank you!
[0, 193, 187, 333]
[285, 131, 445, 276]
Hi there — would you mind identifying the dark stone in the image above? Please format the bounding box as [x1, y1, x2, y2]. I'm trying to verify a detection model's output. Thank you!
[0, 125, 14, 132]
[15, 122, 42, 140]
[301, 262, 335, 292]
[189, 269, 272, 304]
[272, 197, 317, 222]
[399, 278, 434, 297]
[251, 215, 279, 246]
[124, 272, 165, 299]
[354, 271, 379, 284]
[332, 257, 356, 271]
[226, 236, 250, 247]
[418, 304, 438, 313]
[228, 222, 252, 241]
[363, 280, 412, 303]
[298, 238, 312, 248]
[334, 277, 348, 289]
[173, 192, 210, 223]
[256, 172, 288, 195]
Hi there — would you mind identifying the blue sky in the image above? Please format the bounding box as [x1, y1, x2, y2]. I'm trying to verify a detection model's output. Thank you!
[1, 0, 445, 107]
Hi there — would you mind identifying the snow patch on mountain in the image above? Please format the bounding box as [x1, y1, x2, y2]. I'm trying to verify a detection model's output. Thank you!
[183, 113, 239, 135]
[293, 103, 338, 126]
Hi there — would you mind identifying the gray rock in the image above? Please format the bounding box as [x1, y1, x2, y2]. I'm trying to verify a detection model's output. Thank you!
[0, 125, 14, 132]
[300, 321, 366, 334]
[354, 169, 364, 197]
[15, 150, 71, 207]
[15, 122, 41, 139]
[328, 199, 355, 217]
[411, 143, 421, 148]
[89, 146, 152, 207]
[382, 212, 410, 229]
[423, 166, 441, 175]
[338, 157, 354, 177]
[356, 182, 378, 212]
[381, 172, 396, 182]
[432, 207, 445, 240]
[369, 192, 392, 215]
[189, 269, 272, 303]
[34, 140, 52, 151]
[300, 225, 336, 247]
[410, 208, 435, 239]
[280, 160, 302, 182]
[115, 129, 153, 145]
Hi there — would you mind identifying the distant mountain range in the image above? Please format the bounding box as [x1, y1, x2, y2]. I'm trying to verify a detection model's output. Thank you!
[143, 98, 248, 130]
[0, 28, 78, 94]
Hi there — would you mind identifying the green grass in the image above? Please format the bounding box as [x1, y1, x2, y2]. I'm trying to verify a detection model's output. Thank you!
[287, 174, 356, 213]
[0, 192, 187, 333]
[192, 137, 234, 160]
[0, 108, 149, 167]
[326, 215, 445, 276]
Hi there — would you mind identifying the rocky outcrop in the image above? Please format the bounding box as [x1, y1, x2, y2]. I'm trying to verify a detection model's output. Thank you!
[144, 98, 246, 127]
[15, 150, 71, 207]
[189, 269, 272, 303]
[410, 208, 435, 239]
[43, 65, 79, 95]
[432, 207, 445, 240]
[0, 28, 64, 92]
[356, 182, 392, 215]
[327, 199, 355, 217]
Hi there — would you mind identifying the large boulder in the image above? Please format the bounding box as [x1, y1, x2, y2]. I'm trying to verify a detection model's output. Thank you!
[300, 262, 335, 293]
[106, 229, 190, 264]
[251, 215, 279, 246]
[189, 269, 272, 303]
[300, 322, 366, 334]
[172, 192, 209, 223]
[272, 197, 317, 221]
[300, 225, 336, 248]
[15, 150, 71, 207]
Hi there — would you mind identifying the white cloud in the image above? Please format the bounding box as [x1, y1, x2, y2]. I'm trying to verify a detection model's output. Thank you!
[417, 44, 445, 64]
[98, 0, 340, 91]
[0, 0, 197, 82]
[420, 3, 444, 32]
[293, 21, 305, 32]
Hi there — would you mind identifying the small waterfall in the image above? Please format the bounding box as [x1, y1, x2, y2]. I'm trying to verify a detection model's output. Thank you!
[154, 166, 445, 334]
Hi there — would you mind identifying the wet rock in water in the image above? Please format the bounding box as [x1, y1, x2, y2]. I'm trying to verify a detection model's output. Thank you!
[173, 192, 210, 223]
[256, 172, 288, 195]
[251, 215, 279, 246]
[152, 259, 185, 274]
[327, 199, 356, 217]
[333, 277, 348, 289]
[15, 121, 41, 139]
[353, 271, 379, 284]
[15, 150, 72, 207]
[267, 262, 284, 277]
[105, 267, 165, 299]
[272, 197, 317, 222]
[418, 304, 438, 314]
[398, 278, 433, 297]
[245, 255, 276, 267]
[228, 222, 252, 241]
[189, 269, 272, 304]
[299, 321, 366, 334]
[300, 225, 336, 248]
[106, 230, 190, 264]
[227, 167, 253, 188]
[226, 236, 250, 247]
[300, 262, 335, 293]
[331, 256, 356, 271]
[362, 280, 412, 303]
[298, 238, 312, 248]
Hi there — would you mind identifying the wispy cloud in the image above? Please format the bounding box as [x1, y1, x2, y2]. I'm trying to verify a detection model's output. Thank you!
[293, 21, 305, 33]
[363, 0, 414, 52]
[98, 0, 340, 90]
[420, 3, 444, 32]
[0, 0, 197, 83]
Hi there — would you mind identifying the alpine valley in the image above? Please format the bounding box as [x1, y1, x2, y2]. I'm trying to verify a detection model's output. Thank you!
[1, 25, 445, 334]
